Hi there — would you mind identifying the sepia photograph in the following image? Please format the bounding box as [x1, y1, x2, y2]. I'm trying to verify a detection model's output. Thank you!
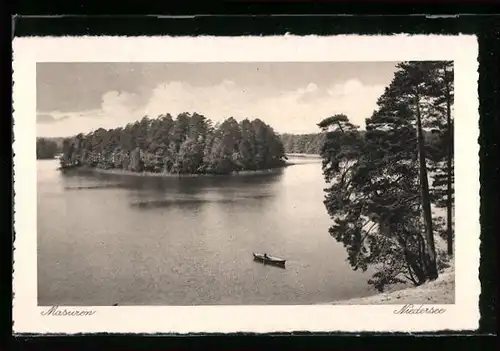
[36, 61, 455, 307]
[13, 35, 479, 333]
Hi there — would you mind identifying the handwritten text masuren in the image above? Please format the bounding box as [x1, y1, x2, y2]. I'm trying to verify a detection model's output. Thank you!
[41, 306, 96, 316]
[393, 304, 446, 315]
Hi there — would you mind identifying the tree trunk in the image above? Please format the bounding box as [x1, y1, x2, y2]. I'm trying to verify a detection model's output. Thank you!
[415, 93, 439, 280]
[444, 66, 454, 256]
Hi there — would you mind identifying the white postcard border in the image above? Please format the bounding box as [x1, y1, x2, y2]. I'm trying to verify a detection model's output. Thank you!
[13, 35, 480, 334]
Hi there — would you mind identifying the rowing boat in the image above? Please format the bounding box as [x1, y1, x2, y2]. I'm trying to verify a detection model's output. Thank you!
[253, 252, 286, 267]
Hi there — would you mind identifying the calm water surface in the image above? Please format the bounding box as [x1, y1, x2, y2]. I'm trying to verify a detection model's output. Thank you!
[37, 157, 375, 306]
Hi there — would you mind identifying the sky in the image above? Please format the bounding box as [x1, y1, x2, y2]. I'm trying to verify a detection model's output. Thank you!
[36, 62, 398, 138]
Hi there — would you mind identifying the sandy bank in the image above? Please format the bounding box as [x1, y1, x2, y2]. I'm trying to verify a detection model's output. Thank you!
[322, 264, 455, 305]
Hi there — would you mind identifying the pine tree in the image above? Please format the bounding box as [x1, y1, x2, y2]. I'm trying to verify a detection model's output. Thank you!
[424, 61, 454, 256]
[319, 62, 453, 291]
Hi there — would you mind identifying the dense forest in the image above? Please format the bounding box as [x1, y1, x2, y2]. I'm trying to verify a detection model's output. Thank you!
[320, 61, 454, 292]
[59, 113, 286, 175]
[280, 133, 325, 154]
[280, 130, 438, 155]
[36, 138, 61, 159]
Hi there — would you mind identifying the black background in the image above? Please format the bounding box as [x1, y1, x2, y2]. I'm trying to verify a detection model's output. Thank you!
[3, 0, 498, 350]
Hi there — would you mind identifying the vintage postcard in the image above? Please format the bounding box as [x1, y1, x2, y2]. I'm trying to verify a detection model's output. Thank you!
[12, 35, 480, 334]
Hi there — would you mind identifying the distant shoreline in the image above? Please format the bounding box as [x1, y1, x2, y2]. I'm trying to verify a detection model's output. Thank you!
[36, 156, 58, 161]
[60, 162, 297, 178]
[53, 153, 323, 178]
[286, 153, 321, 158]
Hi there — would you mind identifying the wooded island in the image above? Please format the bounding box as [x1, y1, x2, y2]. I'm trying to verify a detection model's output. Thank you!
[58, 114, 287, 175]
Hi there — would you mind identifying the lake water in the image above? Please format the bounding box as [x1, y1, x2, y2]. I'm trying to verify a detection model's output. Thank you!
[37, 157, 375, 306]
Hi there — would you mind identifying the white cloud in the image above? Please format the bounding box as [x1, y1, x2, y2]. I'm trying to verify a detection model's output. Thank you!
[37, 90, 146, 137]
[101, 91, 140, 117]
[305, 83, 318, 92]
[37, 79, 386, 137]
[144, 79, 385, 133]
